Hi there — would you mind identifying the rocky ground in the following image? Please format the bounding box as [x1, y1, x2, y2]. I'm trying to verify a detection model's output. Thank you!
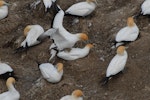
[0, 0, 150, 100]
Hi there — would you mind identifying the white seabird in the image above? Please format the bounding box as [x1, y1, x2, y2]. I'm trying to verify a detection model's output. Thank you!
[57, 44, 93, 60]
[38, 62, 63, 83]
[115, 17, 139, 47]
[0, 0, 9, 20]
[0, 77, 20, 100]
[60, 89, 84, 100]
[65, 0, 97, 17]
[101, 46, 128, 85]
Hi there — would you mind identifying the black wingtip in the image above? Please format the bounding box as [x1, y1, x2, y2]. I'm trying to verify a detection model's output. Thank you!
[100, 77, 109, 86]
[52, 2, 61, 12]
[0, 71, 18, 81]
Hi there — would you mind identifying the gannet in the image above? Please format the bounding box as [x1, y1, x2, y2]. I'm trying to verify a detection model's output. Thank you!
[38, 62, 63, 83]
[0, 0, 9, 20]
[0, 63, 15, 80]
[15, 25, 44, 53]
[141, 0, 150, 15]
[60, 89, 83, 100]
[0, 77, 20, 100]
[101, 46, 128, 85]
[115, 17, 139, 47]
[57, 44, 93, 60]
[65, 0, 97, 17]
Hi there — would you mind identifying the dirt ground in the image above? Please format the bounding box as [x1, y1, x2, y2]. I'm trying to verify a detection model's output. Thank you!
[0, 0, 150, 100]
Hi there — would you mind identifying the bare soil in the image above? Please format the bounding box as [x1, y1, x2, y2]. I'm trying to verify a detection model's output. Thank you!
[0, 0, 150, 100]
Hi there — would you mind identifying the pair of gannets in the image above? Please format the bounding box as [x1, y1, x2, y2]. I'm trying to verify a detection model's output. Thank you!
[115, 17, 139, 47]
[15, 25, 44, 52]
[0, 77, 20, 100]
[60, 90, 83, 100]
[0, 0, 9, 20]
[38, 62, 63, 83]
[0, 62, 15, 80]
[102, 46, 128, 85]
[65, 0, 97, 17]
[40, 5, 89, 60]
[43, 0, 56, 11]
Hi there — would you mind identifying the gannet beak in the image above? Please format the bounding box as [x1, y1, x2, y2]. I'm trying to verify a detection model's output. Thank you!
[4, 2, 11, 6]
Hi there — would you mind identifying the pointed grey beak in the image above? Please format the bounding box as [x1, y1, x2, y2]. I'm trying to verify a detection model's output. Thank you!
[4, 2, 11, 6]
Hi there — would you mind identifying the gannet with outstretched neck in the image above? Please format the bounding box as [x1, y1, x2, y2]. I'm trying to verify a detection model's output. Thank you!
[0, 77, 20, 100]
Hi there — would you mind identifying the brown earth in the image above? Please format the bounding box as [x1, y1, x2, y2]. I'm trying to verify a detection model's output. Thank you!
[0, 0, 150, 100]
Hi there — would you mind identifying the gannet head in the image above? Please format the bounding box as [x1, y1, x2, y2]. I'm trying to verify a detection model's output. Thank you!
[127, 17, 135, 27]
[86, 44, 94, 48]
[0, 1, 10, 6]
[24, 25, 32, 37]
[79, 33, 88, 41]
[72, 89, 84, 98]
[6, 77, 16, 89]
[56, 63, 63, 72]
[117, 46, 126, 55]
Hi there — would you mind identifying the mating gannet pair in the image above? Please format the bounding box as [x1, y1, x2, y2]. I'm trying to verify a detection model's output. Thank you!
[65, 0, 97, 17]
[40, 5, 89, 60]
[38, 62, 63, 83]
[0, 0, 9, 20]
[0, 77, 20, 100]
[0, 62, 15, 80]
[114, 17, 139, 47]
[60, 90, 83, 100]
[102, 46, 128, 85]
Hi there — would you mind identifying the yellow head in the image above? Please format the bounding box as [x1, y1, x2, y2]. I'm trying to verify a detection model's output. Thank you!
[72, 90, 84, 97]
[86, 44, 94, 48]
[127, 17, 135, 27]
[79, 33, 88, 41]
[117, 46, 125, 55]
[0, 1, 9, 6]
[24, 25, 32, 37]
[6, 77, 16, 89]
[56, 63, 63, 72]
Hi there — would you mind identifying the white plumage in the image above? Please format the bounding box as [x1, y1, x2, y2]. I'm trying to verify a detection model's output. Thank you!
[60, 90, 83, 100]
[0, 1, 9, 20]
[65, 0, 97, 17]
[106, 46, 128, 77]
[115, 17, 139, 46]
[141, 0, 150, 15]
[49, 43, 57, 61]
[39, 63, 63, 83]
[42, 0, 56, 11]
[57, 44, 93, 60]
[43, 8, 88, 51]
[50, 28, 88, 50]
[21, 25, 44, 48]
[0, 63, 13, 75]
[0, 77, 20, 100]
